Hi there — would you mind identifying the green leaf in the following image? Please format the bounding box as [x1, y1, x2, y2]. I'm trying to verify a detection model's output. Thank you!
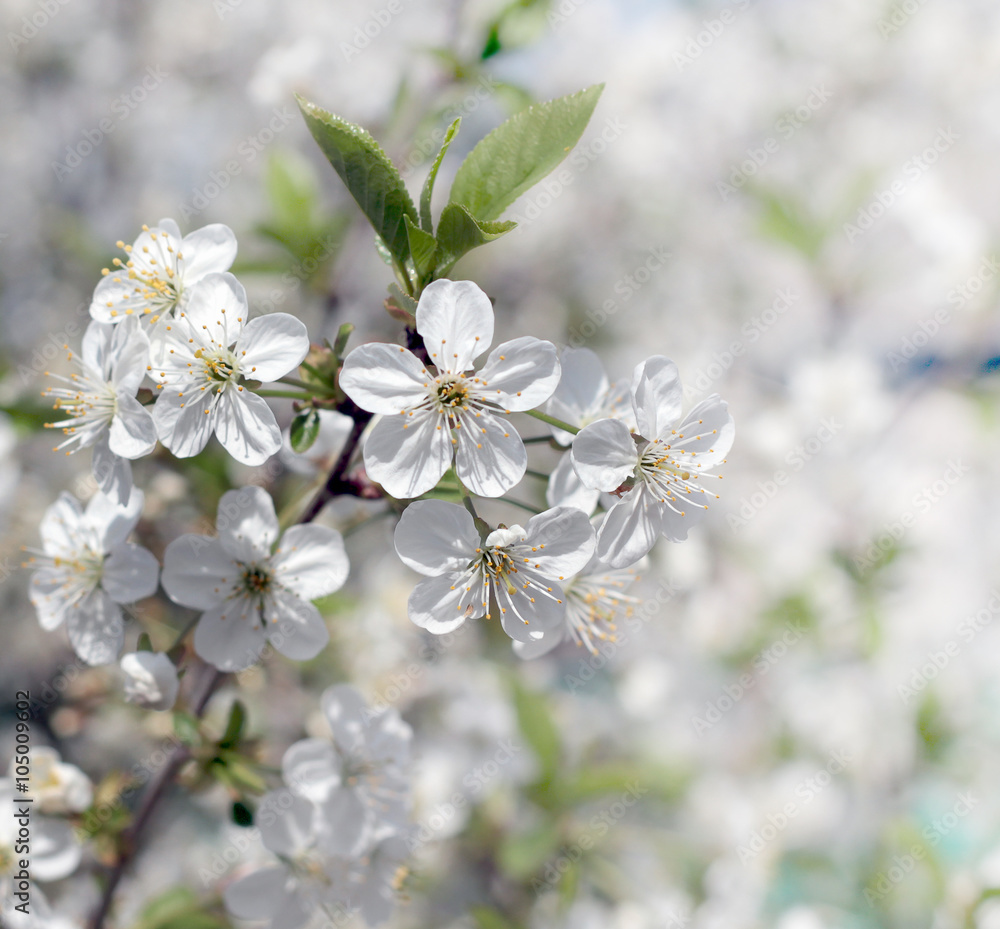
[471, 905, 520, 929]
[435, 203, 517, 276]
[134, 888, 228, 929]
[296, 94, 418, 267]
[232, 799, 254, 827]
[136, 633, 153, 652]
[509, 675, 561, 785]
[404, 215, 438, 281]
[172, 712, 200, 748]
[219, 699, 246, 750]
[449, 83, 604, 221]
[289, 408, 321, 454]
[420, 117, 461, 232]
[498, 820, 562, 879]
[384, 283, 418, 325]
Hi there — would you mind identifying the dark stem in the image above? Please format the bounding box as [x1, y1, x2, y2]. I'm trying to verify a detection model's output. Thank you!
[90, 663, 224, 929]
[296, 401, 374, 524]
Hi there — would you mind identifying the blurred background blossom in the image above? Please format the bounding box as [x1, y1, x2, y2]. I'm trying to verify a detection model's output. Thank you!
[1, 0, 999, 927]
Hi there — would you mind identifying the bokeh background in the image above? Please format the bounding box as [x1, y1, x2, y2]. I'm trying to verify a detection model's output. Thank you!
[2, 0, 1000, 927]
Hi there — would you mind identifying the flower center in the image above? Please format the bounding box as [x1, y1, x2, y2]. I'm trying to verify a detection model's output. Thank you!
[101, 225, 184, 323]
[195, 347, 241, 384]
[43, 369, 119, 454]
[435, 377, 469, 409]
[240, 564, 272, 596]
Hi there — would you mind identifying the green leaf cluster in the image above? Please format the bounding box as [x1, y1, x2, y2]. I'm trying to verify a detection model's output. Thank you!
[296, 83, 604, 300]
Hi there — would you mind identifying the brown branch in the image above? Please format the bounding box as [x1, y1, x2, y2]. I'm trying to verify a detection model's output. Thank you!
[89, 664, 224, 929]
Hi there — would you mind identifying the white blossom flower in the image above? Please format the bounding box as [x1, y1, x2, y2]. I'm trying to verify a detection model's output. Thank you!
[572, 356, 734, 568]
[42, 316, 156, 504]
[393, 500, 595, 642]
[513, 555, 644, 659]
[27, 489, 158, 665]
[544, 347, 634, 513]
[0, 780, 83, 928]
[223, 791, 408, 928]
[160, 486, 348, 671]
[282, 684, 411, 857]
[120, 651, 180, 711]
[89, 218, 237, 340]
[10, 747, 93, 816]
[149, 273, 309, 466]
[339, 279, 560, 498]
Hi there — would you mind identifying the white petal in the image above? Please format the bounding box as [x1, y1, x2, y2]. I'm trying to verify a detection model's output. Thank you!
[152, 388, 217, 458]
[281, 739, 340, 803]
[39, 492, 84, 557]
[631, 355, 682, 439]
[339, 343, 431, 414]
[31, 819, 81, 881]
[161, 535, 236, 609]
[214, 388, 282, 466]
[256, 790, 315, 856]
[121, 652, 179, 711]
[86, 486, 144, 550]
[30, 567, 72, 630]
[363, 410, 452, 499]
[319, 683, 369, 753]
[673, 394, 735, 466]
[102, 542, 159, 603]
[571, 418, 638, 491]
[496, 576, 566, 643]
[416, 278, 494, 373]
[407, 574, 477, 633]
[177, 272, 247, 347]
[81, 318, 117, 375]
[548, 348, 608, 422]
[454, 409, 525, 497]
[265, 590, 329, 661]
[272, 525, 349, 598]
[224, 867, 289, 922]
[595, 491, 666, 569]
[109, 316, 152, 394]
[513, 628, 564, 659]
[546, 451, 601, 513]
[476, 337, 560, 411]
[66, 589, 125, 665]
[393, 499, 478, 576]
[179, 223, 238, 282]
[108, 394, 157, 458]
[216, 485, 279, 562]
[236, 313, 310, 383]
[522, 507, 596, 578]
[93, 435, 134, 505]
[316, 789, 369, 858]
[193, 598, 267, 671]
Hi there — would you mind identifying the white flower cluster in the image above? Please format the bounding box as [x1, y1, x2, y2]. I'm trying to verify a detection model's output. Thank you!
[223, 685, 412, 928]
[338, 280, 735, 656]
